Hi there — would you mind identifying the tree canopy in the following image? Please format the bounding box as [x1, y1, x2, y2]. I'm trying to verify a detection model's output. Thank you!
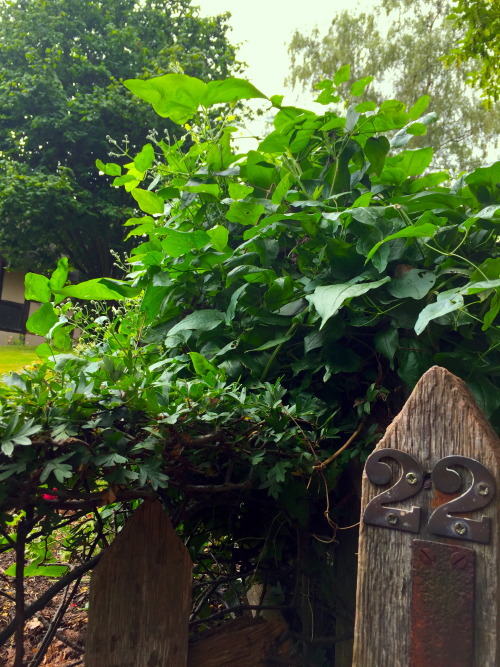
[0, 0, 239, 278]
[1, 69, 499, 663]
[287, 0, 500, 173]
[443, 0, 500, 106]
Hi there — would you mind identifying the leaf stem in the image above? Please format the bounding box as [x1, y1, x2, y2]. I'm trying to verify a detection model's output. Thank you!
[260, 321, 299, 382]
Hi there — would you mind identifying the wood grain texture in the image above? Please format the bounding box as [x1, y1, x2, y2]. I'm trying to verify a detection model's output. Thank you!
[187, 616, 293, 666]
[353, 366, 500, 667]
[85, 499, 192, 667]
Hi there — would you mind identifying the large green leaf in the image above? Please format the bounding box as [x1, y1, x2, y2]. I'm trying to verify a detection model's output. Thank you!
[26, 303, 59, 336]
[95, 159, 121, 176]
[226, 201, 265, 225]
[161, 230, 209, 257]
[414, 293, 464, 335]
[470, 258, 500, 282]
[202, 78, 267, 106]
[134, 144, 155, 172]
[472, 205, 500, 221]
[366, 223, 438, 262]
[387, 270, 436, 300]
[98, 279, 141, 298]
[50, 324, 72, 352]
[391, 114, 437, 149]
[408, 95, 430, 120]
[350, 76, 374, 97]
[48, 257, 69, 292]
[189, 351, 219, 377]
[483, 292, 500, 330]
[181, 182, 221, 197]
[364, 136, 390, 175]
[207, 225, 229, 252]
[396, 336, 433, 387]
[58, 279, 131, 300]
[124, 74, 207, 123]
[228, 183, 254, 200]
[408, 171, 449, 193]
[333, 65, 350, 85]
[382, 147, 434, 182]
[464, 279, 500, 294]
[5, 561, 68, 577]
[467, 373, 500, 419]
[258, 130, 290, 153]
[250, 334, 293, 352]
[168, 310, 225, 336]
[465, 161, 500, 193]
[224, 284, 248, 324]
[374, 327, 399, 366]
[308, 278, 390, 329]
[242, 151, 278, 190]
[131, 188, 164, 215]
[25, 273, 51, 303]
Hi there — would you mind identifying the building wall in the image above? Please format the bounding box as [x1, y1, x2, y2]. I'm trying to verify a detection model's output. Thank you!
[0, 262, 44, 345]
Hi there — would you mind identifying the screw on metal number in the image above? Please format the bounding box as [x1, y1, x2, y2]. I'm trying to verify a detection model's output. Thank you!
[477, 482, 490, 496]
[453, 522, 467, 536]
[427, 455, 496, 544]
[406, 472, 419, 485]
[363, 448, 424, 533]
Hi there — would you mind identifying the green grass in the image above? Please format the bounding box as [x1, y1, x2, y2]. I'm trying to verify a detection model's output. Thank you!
[0, 346, 39, 375]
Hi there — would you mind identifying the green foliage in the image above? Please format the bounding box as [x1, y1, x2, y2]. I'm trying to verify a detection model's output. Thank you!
[287, 0, 500, 172]
[444, 0, 500, 106]
[1, 70, 499, 657]
[0, 0, 239, 277]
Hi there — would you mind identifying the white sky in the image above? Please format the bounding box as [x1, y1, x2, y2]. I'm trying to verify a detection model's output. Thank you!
[196, 0, 378, 105]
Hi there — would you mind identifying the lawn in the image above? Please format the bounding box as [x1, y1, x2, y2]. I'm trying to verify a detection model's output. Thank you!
[0, 345, 39, 375]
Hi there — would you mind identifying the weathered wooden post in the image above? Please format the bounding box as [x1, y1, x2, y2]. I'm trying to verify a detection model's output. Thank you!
[85, 499, 193, 667]
[353, 366, 500, 666]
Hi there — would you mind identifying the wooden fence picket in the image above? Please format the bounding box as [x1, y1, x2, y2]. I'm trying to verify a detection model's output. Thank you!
[85, 499, 192, 667]
[353, 366, 500, 666]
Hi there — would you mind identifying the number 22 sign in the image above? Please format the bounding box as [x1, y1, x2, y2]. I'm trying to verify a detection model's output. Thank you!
[362, 448, 496, 544]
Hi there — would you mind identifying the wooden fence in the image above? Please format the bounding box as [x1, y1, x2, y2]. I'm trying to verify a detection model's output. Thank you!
[85, 499, 292, 666]
[354, 366, 500, 666]
[85, 366, 499, 665]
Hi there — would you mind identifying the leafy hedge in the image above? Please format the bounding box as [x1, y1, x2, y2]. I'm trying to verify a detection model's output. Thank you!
[1, 69, 499, 660]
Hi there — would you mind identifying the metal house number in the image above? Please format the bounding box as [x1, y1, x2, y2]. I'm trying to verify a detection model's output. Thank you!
[362, 448, 496, 544]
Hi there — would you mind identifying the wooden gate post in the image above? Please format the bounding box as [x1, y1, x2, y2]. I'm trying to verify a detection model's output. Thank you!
[353, 366, 500, 666]
[85, 499, 193, 667]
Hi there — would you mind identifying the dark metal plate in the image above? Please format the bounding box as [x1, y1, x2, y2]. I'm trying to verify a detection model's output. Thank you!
[410, 539, 475, 667]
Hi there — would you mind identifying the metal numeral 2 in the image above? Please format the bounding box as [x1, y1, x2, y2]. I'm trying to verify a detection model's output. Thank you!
[362, 449, 496, 543]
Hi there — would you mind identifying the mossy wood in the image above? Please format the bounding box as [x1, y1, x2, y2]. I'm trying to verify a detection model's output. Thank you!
[353, 366, 500, 666]
[85, 499, 192, 667]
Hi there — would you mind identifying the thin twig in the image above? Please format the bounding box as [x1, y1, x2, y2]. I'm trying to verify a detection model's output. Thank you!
[184, 479, 253, 494]
[29, 575, 83, 667]
[14, 512, 29, 667]
[28, 586, 71, 667]
[0, 527, 16, 548]
[0, 589, 15, 602]
[312, 420, 366, 472]
[0, 553, 101, 647]
[33, 613, 83, 653]
[181, 431, 226, 447]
